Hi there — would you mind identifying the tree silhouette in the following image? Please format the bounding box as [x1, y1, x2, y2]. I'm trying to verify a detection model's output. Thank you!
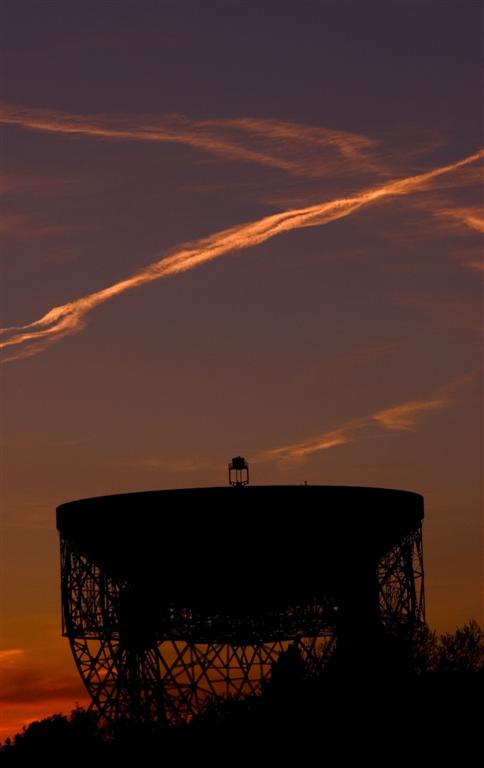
[0, 708, 104, 762]
[1, 621, 483, 760]
[437, 620, 484, 674]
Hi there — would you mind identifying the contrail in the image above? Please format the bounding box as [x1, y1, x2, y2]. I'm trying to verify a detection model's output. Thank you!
[1, 149, 482, 362]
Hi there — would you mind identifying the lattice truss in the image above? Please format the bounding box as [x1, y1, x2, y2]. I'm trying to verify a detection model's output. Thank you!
[377, 524, 425, 630]
[61, 526, 424, 725]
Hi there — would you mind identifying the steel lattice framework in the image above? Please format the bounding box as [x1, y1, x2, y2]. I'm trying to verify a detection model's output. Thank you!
[61, 540, 340, 724]
[59, 489, 424, 723]
[378, 524, 425, 630]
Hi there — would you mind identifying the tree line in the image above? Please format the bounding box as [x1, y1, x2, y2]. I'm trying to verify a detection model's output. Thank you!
[1, 620, 482, 762]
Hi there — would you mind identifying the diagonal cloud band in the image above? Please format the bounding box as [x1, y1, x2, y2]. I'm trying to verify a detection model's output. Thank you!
[255, 370, 478, 464]
[1, 148, 482, 362]
[0, 102, 376, 178]
[257, 398, 449, 464]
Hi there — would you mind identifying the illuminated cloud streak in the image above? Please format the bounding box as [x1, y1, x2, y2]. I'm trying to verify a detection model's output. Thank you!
[134, 388, 454, 471]
[0, 646, 87, 741]
[259, 370, 479, 464]
[0, 649, 24, 665]
[437, 206, 484, 234]
[466, 260, 484, 271]
[201, 115, 380, 174]
[258, 425, 361, 463]
[1, 149, 482, 362]
[372, 399, 448, 430]
[14, 105, 474, 182]
[259, 397, 449, 464]
[0, 103, 375, 178]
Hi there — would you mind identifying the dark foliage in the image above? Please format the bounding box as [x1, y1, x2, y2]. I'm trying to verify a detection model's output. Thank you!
[1, 621, 482, 763]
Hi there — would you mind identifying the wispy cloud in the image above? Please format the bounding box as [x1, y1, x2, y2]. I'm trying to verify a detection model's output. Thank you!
[1, 148, 482, 363]
[257, 373, 475, 464]
[435, 205, 484, 234]
[0, 212, 69, 241]
[412, 195, 484, 236]
[372, 399, 448, 430]
[0, 172, 76, 197]
[466, 260, 484, 271]
[403, 162, 484, 237]
[0, 102, 376, 179]
[0, 644, 85, 707]
[258, 425, 359, 463]
[0, 649, 24, 665]
[200, 115, 380, 175]
[0, 647, 87, 742]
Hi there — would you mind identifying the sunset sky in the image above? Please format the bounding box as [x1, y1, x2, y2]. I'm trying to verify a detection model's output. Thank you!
[0, 0, 482, 741]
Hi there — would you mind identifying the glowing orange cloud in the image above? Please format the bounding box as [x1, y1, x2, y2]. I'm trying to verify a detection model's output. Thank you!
[258, 428, 356, 463]
[372, 399, 449, 430]
[0, 103, 374, 178]
[0, 649, 23, 665]
[414, 192, 484, 235]
[466, 260, 484, 271]
[258, 393, 452, 464]
[201, 115, 379, 174]
[0, 614, 89, 743]
[0, 647, 87, 743]
[438, 206, 484, 234]
[0, 149, 482, 363]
